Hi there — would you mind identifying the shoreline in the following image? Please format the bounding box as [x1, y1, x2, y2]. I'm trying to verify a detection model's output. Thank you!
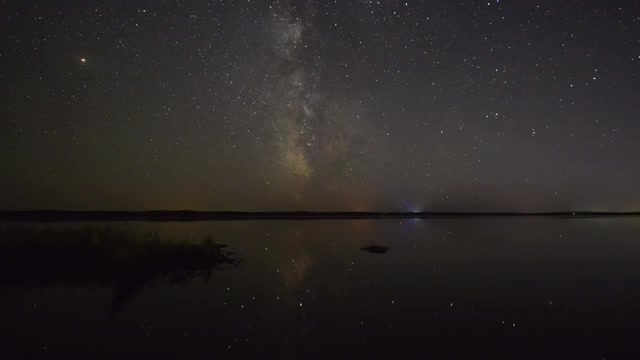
[1, 210, 639, 222]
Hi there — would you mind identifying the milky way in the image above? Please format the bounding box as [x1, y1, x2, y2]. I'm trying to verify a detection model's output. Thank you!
[270, 0, 318, 179]
[1, 1, 640, 211]
[267, 0, 367, 186]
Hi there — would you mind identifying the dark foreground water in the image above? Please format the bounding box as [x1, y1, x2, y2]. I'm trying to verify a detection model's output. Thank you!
[1, 218, 640, 358]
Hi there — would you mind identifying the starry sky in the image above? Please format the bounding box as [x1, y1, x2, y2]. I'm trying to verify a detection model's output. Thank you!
[1, 0, 639, 211]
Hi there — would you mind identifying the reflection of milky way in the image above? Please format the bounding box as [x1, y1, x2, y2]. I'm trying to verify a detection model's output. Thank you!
[282, 255, 311, 287]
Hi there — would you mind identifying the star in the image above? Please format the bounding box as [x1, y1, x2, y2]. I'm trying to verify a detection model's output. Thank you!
[0, 0, 637, 211]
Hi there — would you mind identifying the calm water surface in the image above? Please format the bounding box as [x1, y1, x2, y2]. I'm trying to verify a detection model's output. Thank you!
[2, 218, 640, 358]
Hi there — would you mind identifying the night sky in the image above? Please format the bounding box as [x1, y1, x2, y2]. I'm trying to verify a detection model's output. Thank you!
[1, 0, 639, 211]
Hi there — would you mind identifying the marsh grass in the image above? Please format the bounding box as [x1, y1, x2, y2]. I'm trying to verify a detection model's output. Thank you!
[0, 226, 240, 312]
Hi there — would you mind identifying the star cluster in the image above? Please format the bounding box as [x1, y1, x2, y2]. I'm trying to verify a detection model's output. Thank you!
[1, 0, 639, 211]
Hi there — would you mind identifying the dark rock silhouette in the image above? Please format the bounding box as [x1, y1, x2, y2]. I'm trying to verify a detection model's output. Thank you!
[360, 245, 390, 254]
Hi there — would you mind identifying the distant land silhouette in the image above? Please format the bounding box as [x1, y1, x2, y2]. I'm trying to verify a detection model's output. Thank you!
[1, 210, 640, 221]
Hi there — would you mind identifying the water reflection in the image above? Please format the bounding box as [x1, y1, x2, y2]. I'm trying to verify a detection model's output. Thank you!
[2, 219, 640, 358]
[0, 226, 240, 313]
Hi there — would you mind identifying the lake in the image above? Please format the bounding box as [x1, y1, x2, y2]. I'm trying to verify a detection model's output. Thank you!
[1, 218, 640, 358]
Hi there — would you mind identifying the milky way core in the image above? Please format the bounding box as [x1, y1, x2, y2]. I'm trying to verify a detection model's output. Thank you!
[1, 0, 639, 211]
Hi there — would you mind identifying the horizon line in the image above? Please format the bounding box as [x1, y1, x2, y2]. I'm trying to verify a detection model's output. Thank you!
[1, 210, 640, 221]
